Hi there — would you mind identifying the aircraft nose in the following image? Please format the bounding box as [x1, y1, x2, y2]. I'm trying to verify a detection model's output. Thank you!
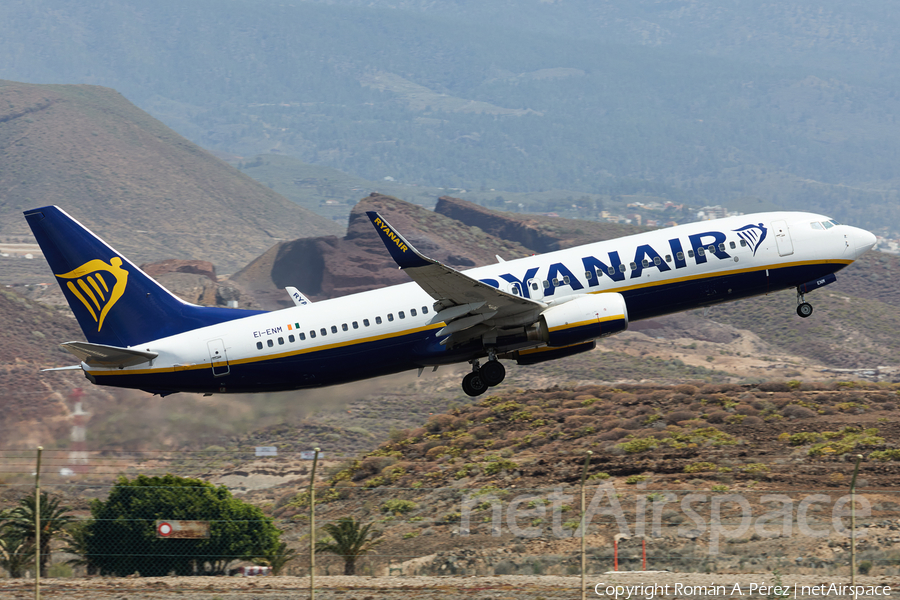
[846, 226, 877, 259]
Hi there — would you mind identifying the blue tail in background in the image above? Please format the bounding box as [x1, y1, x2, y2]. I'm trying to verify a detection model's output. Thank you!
[24, 206, 264, 348]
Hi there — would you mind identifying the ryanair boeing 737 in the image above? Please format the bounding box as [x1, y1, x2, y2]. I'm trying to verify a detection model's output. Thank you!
[25, 206, 875, 397]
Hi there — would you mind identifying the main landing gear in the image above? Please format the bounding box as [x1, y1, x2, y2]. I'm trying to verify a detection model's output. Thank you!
[796, 288, 813, 318]
[461, 352, 507, 397]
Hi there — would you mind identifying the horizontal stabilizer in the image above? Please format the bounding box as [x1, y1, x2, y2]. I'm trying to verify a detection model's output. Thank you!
[60, 341, 158, 367]
[40, 365, 83, 372]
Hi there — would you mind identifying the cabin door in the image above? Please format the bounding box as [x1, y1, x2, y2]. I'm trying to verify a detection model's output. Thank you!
[771, 220, 794, 256]
[207, 339, 230, 377]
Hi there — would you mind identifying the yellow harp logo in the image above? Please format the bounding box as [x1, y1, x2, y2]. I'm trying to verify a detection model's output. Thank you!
[56, 257, 129, 331]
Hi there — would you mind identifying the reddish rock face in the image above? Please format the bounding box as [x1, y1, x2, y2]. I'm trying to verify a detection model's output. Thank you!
[140, 259, 218, 282]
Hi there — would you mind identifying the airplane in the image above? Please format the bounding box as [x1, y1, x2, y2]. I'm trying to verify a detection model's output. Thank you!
[25, 205, 876, 397]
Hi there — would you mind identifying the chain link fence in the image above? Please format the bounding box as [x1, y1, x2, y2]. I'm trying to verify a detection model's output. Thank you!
[1, 449, 897, 598]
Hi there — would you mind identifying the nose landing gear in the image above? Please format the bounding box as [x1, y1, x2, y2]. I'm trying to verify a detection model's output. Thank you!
[461, 353, 507, 397]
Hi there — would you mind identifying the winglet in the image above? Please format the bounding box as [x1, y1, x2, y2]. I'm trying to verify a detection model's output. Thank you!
[366, 211, 432, 269]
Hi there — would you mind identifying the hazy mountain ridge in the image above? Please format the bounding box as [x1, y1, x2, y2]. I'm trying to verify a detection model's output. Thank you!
[0, 80, 341, 276]
[2, 2, 900, 231]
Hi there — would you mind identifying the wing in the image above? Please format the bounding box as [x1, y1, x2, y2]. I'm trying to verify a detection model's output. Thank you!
[367, 211, 545, 347]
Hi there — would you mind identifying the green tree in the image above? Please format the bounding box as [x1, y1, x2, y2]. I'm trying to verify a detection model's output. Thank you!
[0, 521, 33, 578]
[252, 540, 297, 575]
[84, 474, 281, 577]
[315, 517, 382, 576]
[2, 491, 75, 577]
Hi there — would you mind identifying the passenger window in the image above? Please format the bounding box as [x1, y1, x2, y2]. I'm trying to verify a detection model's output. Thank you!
[399, 311, 405, 319]
[299, 332, 306, 340]
[641, 259, 649, 268]
[422, 306, 429, 314]
[665, 254, 672, 262]
[410, 309, 417, 317]
[563, 275, 570, 285]
[363, 319, 370, 327]
[697, 248, 705, 257]
[267, 339, 274, 347]
[531, 282, 539, 290]
[718, 243, 726, 252]
[687, 250, 694, 258]
[552, 278, 559, 286]
[729, 241, 736, 249]
[256, 341, 263, 350]
[310, 331, 316, 338]
[676, 252, 684, 261]
[321, 328, 327, 336]
[331, 325, 337, 333]
[629, 262, 636, 271]
[387, 313, 394, 322]
[511, 285, 520, 296]
[654, 256, 661, 265]
[708, 245, 716, 253]
[740, 239, 748, 247]
[289, 334, 295, 343]
[278, 337, 284, 345]
[585, 271, 593, 280]
[543, 280, 550, 289]
[352, 321, 359, 329]
[608, 267, 615, 276]
[376, 316, 382, 324]
[619, 264, 626, 273]
[342, 323, 348, 331]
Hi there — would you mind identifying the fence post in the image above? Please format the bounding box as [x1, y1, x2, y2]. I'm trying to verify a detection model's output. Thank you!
[580, 451, 592, 600]
[309, 447, 320, 600]
[35, 446, 43, 600]
[850, 454, 862, 585]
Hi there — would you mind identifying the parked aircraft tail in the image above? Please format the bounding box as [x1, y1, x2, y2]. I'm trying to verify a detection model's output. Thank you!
[24, 206, 262, 348]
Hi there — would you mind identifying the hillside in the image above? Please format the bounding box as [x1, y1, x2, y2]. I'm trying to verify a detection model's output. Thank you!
[220, 380, 900, 577]
[229, 193, 537, 308]
[0, 80, 341, 279]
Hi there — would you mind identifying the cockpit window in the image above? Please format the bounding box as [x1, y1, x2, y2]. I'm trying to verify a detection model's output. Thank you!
[811, 222, 824, 230]
[822, 220, 834, 229]
[829, 219, 840, 226]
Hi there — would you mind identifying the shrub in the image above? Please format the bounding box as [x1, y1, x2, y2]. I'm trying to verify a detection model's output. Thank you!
[788, 432, 821, 446]
[706, 410, 730, 424]
[684, 462, 717, 473]
[782, 405, 817, 419]
[617, 437, 659, 453]
[870, 449, 900, 462]
[665, 410, 696, 424]
[381, 500, 418, 515]
[598, 428, 630, 441]
[624, 475, 647, 484]
[425, 446, 450, 460]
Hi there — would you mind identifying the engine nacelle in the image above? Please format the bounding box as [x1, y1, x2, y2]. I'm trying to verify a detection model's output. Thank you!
[538, 293, 628, 347]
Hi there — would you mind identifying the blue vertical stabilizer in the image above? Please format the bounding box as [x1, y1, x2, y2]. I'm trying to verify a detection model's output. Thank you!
[24, 206, 264, 347]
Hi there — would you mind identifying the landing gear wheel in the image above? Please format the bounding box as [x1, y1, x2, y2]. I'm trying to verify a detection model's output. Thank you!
[480, 360, 506, 387]
[462, 371, 489, 397]
[797, 302, 813, 318]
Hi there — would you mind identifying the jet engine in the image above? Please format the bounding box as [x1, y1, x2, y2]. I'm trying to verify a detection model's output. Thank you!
[538, 293, 628, 347]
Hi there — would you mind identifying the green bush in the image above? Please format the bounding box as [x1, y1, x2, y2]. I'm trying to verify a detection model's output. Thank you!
[84, 474, 280, 577]
[381, 500, 418, 515]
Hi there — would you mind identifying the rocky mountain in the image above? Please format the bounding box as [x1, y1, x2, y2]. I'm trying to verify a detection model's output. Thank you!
[0, 80, 341, 280]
